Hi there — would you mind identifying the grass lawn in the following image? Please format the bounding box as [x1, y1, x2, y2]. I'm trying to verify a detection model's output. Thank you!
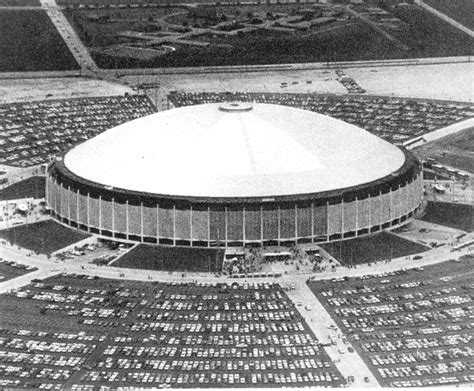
[113, 244, 225, 273]
[422, 170, 451, 181]
[0, 176, 45, 201]
[67, 3, 472, 69]
[419, 201, 474, 232]
[0, 219, 90, 255]
[414, 127, 474, 174]
[59, 0, 216, 4]
[424, 0, 474, 30]
[387, 5, 473, 58]
[64, 6, 185, 47]
[0, 261, 35, 282]
[0, 10, 79, 72]
[92, 21, 407, 68]
[322, 231, 430, 265]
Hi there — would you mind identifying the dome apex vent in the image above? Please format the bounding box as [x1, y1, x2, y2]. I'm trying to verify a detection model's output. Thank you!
[218, 102, 253, 113]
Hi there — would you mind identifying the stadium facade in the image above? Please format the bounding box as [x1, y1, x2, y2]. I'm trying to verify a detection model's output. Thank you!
[46, 102, 424, 247]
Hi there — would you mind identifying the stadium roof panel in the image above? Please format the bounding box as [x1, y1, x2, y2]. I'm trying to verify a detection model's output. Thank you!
[64, 103, 406, 198]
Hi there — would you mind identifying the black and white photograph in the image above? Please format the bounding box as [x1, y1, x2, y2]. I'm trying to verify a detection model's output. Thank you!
[0, 0, 472, 389]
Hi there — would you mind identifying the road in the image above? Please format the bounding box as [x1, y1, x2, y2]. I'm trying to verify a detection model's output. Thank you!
[40, 0, 99, 72]
[415, 0, 474, 38]
[404, 118, 474, 149]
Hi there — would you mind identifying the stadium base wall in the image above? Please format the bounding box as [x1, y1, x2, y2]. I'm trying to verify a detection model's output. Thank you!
[46, 168, 424, 247]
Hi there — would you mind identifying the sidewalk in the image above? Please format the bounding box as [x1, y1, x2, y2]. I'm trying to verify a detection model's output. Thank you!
[0, 268, 60, 294]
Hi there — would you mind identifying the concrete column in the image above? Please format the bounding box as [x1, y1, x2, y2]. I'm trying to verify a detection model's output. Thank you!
[54, 179, 58, 212]
[355, 197, 359, 236]
[398, 184, 401, 218]
[59, 182, 63, 216]
[389, 187, 393, 223]
[294, 204, 298, 239]
[67, 186, 71, 222]
[111, 198, 115, 233]
[173, 205, 176, 245]
[141, 202, 145, 242]
[98, 195, 102, 231]
[87, 193, 90, 231]
[207, 206, 211, 247]
[53, 180, 56, 210]
[45, 176, 49, 206]
[419, 174, 423, 203]
[405, 182, 413, 214]
[379, 191, 383, 226]
[277, 205, 281, 243]
[311, 202, 314, 243]
[242, 207, 246, 243]
[224, 206, 228, 245]
[52, 180, 56, 213]
[53, 179, 56, 208]
[156, 204, 159, 243]
[340, 198, 344, 235]
[76, 189, 80, 223]
[125, 200, 129, 239]
[326, 201, 330, 241]
[368, 194, 371, 229]
[260, 205, 264, 244]
[190, 205, 193, 245]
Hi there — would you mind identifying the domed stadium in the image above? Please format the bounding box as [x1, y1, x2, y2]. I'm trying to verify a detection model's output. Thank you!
[46, 102, 423, 247]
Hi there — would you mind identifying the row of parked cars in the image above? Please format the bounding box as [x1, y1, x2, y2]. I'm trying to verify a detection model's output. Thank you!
[1, 276, 345, 389]
[0, 95, 155, 167]
[308, 260, 473, 387]
[168, 91, 474, 144]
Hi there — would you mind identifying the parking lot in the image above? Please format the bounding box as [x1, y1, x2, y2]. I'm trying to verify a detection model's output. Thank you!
[308, 258, 474, 387]
[168, 92, 474, 145]
[0, 276, 344, 389]
[0, 95, 155, 167]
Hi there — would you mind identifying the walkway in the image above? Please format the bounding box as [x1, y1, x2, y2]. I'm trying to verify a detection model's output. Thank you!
[0, 268, 60, 294]
[0, 243, 61, 294]
[286, 282, 379, 387]
[0, 5, 41, 10]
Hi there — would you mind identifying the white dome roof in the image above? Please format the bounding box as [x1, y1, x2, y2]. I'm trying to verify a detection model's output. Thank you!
[64, 102, 406, 198]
